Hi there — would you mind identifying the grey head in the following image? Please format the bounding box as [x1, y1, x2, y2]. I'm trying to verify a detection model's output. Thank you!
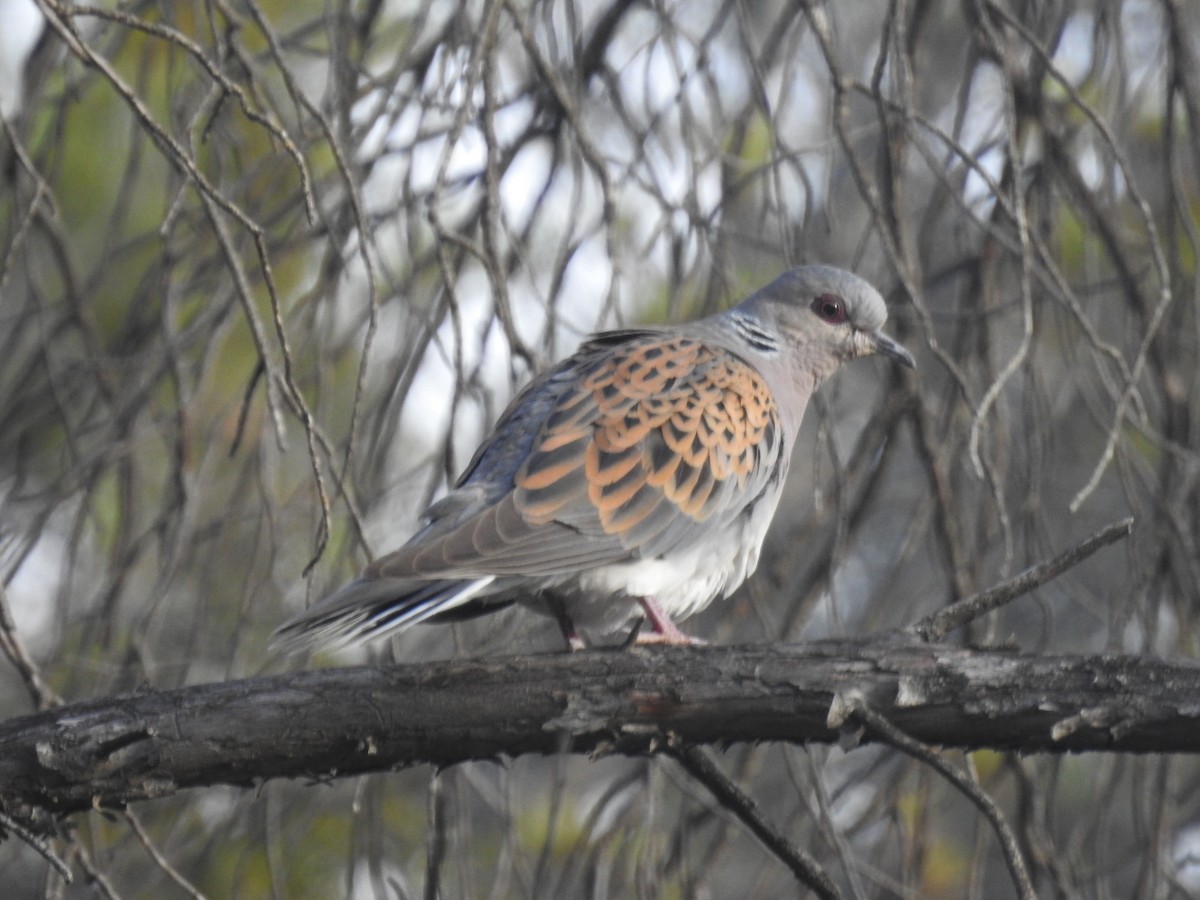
[697, 265, 914, 434]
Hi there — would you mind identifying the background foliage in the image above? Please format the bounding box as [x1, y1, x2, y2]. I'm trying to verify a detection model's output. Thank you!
[1, 0, 1199, 896]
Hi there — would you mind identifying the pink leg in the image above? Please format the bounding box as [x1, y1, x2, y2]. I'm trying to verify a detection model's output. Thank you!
[634, 597, 706, 646]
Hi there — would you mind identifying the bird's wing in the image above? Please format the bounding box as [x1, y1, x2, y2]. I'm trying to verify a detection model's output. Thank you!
[366, 331, 786, 581]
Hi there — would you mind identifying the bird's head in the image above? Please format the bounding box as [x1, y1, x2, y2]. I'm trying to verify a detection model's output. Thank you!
[731, 265, 915, 382]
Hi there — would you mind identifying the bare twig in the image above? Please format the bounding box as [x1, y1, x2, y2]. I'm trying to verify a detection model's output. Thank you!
[0, 809, 72, 883]
[62, 4, 317, 221]
[833, 697, 1035, 900]
[0, 584, 59, 710]
[910, 517, 1134, 642]
[666, 737, 841, 899]
[123, 810, 206, 899]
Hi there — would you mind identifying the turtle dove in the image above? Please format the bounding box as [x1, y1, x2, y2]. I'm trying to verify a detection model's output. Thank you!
[276, 266, 913, 651]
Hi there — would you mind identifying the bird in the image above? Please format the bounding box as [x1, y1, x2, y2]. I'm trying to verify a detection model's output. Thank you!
[275, 265, 914, 652]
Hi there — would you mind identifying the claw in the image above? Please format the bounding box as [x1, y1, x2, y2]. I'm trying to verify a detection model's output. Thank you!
[549, 597, 587, 651]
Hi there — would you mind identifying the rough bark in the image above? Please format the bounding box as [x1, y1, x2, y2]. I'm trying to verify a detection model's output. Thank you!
[2, 638, 1198, 823]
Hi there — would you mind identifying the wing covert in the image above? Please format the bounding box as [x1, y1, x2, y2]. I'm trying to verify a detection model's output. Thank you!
[513, 334, 784, 558]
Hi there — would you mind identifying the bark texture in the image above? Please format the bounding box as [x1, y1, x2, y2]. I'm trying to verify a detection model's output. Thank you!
[3, 639, 1198, 819]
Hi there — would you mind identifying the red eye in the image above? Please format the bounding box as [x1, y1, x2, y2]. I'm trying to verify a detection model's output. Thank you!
[811, 293, 847, 324]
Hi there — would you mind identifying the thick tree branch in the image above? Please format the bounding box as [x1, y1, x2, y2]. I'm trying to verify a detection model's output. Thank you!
[3, 639, 1200, 824]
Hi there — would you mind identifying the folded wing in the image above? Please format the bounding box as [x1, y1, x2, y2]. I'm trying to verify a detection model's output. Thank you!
[276, 331, 786, 648]
[370, 331, 785, 580]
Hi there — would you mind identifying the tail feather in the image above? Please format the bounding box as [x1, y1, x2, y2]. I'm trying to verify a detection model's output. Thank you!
[272, 576, 496, 652]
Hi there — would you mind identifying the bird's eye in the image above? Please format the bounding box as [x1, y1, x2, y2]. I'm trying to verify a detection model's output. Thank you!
[811, 294, 848, 324]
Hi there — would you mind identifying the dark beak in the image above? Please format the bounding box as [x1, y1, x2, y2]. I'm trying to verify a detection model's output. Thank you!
[871, 331, 915, 370]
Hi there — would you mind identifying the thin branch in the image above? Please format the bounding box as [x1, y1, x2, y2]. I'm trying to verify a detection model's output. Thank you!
[33, 0, 293, 446]
[0, 808, 72, 883]
[667, 738, 840, 899]
[123, 810, 207, 900]
[0, 585, 60, 712]
[62, 4, 317, 221]
[834, 697, 1035, 900]
[910, 517, 1134, 642]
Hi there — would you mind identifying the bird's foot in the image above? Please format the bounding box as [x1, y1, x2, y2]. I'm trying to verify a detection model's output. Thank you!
[564, 631, 587, 652]
[633, 597, 706, 646]
[549, 597, 587, 651]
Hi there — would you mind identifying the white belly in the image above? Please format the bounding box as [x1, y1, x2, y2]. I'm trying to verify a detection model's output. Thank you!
[525, 498, 779, 634]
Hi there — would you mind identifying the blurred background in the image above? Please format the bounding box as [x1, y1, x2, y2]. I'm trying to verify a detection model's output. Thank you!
[1, 0, 1197, 896]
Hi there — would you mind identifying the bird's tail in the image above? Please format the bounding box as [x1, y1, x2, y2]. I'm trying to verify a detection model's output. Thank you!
[272, 575, 496, 652]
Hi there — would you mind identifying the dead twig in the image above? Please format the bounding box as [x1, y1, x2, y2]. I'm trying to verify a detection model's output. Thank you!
[910, 517, 1134, 642]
